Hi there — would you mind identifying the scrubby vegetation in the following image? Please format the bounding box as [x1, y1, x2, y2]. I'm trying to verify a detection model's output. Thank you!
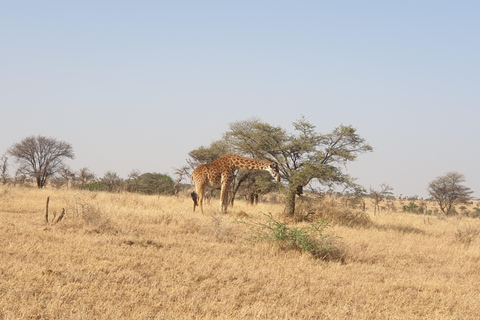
[1, 186, 480, 319]
[242, 213, 345, 260]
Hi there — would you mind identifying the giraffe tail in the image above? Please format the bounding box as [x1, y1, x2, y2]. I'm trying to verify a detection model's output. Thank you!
[190, 174, 198, 210]
[191, 191, 198, 208]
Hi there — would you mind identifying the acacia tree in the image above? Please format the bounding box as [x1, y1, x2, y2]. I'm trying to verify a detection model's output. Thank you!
[77, 167, 95, 189]
[369, 183, 393, 215]
[58, 165, 75, 189]
[427, 172, 473, 215]
[8, 135, 74, 188]
[100, 171, 122, 192]
[136, 173, 175, 195]
[173, 166, 190, 196]
[225, 117, 372, 216]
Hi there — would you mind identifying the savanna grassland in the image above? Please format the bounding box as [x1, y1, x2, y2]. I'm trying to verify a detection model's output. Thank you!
[1, 186, 480, 319]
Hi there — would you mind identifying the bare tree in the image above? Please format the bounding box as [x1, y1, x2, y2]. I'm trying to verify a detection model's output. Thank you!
[58, 165, 74, 189]
[50, 177, 66, 189]
[77, 167, 95, 189]
[128, 169, 141, 180]
[428, 172, 473, 215]
[369, 183, 393, 215]
[173, 166, 190, 196]
[1, 154, 8, 185]
[101, 171, 122, 192]
[342, 188, 367, 211]
[8, 135, 74, 188]
[14, 168, 26, 186]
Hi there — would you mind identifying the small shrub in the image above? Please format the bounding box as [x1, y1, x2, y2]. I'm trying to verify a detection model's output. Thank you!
[67, 195, 115, 233]
[208, 214, 233, 242]
[455, 224, 479, 248]
[470, 208, 480, 219]
[243, 213, 345, 261]
[402, 202, 419, 213]
[83, 181, 103, 191]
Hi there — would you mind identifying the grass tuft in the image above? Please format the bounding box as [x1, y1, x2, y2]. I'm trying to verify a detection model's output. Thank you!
[455, 223, 479, 248]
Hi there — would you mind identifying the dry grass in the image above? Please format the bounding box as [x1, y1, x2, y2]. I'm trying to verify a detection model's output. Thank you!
[1, 186, 480, 319]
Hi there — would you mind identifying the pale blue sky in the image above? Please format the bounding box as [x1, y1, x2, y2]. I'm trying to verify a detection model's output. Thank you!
[1, 1, 479, 198]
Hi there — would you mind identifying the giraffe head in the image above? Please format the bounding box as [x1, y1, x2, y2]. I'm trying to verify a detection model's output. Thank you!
[265, 162, 281, 183]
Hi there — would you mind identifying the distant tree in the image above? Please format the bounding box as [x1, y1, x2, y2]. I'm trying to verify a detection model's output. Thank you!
[125, 169, 142, 193]
[1, 154, 8, 185]
[101, 171, 122, 192]
[50, 177, 66, 189]
[136, 173, 175, 195]
[7, 135, 74, 188]
[342, 188, 367, 211]
[173, 166, 190, 196]
[369, 184, 393, 215]
[427, 172, 473, 215]
[77, 167, 95, 189]
[14, 168, 26, 186]
[58, 165, 74, 189]
[225, 117, 372, 216]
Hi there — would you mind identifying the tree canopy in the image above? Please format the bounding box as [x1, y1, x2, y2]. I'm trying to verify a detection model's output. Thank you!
[8, 135, 74, 188]
[190, 117, 372, 215]
[427, 172, 473, 215]
[126, 172, 175, 195]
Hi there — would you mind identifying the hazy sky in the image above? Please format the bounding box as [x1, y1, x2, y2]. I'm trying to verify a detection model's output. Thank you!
[1, 1, 479, 198]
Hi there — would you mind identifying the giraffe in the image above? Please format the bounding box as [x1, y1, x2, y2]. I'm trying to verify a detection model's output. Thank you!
[190, 154, 280, 213]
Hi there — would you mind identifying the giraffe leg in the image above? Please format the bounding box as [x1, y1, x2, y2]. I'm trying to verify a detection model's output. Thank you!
[220, 182, 230, 214]
[220, 186, 226, 213]
[197, 185, 205, 214]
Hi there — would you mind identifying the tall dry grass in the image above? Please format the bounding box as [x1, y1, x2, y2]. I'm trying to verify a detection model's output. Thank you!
[1, 186, 480, 319]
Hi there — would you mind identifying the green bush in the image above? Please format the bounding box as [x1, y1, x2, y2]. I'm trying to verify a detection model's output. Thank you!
[126, 172, 175, 195]
[243, 213, 344, 260]
[83, 181, 103, 191]
[402, 202, 419, 213]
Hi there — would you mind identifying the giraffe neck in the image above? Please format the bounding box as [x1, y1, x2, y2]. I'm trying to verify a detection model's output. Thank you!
[228, 155, 269, 171]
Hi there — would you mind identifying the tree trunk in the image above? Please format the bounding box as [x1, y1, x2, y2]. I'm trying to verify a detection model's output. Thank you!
[247, 193, 254, 205]
[283, 188, 297, 216]
[246, 193, 259, 205]
[45, 196, 50, 223]
[230, 174, 248, 206]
